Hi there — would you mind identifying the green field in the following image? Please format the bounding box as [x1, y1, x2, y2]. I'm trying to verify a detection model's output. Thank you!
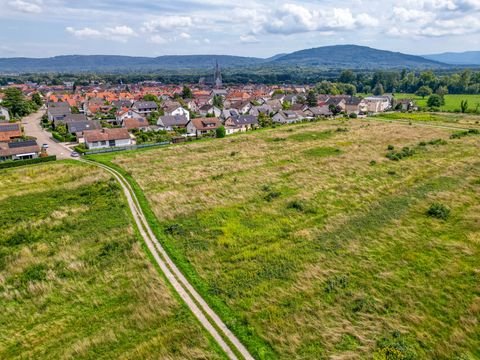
[0, 162, 224, 359]
[93, 118, 480, 359]
[394, 93, 480, 112]
[373, 112, 480, 128]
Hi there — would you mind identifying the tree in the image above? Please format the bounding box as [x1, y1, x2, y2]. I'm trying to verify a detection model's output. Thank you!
[71, 106, 80, 114]
[460, 100, 469, 113]
[372, 83, 384, 96]
[181, 86, 192, 99]
[306, 90, 317, 107]
[31, 92, 43, 107]
[329, 104, 342, 116]
[2, 88, 34, 118]
[213, 94, 223, 109]
[258, 112, 272, 127]
[436, 86, 448, 97]
[415, 86, 432, 99]
[147, 111, 160, 125]
[338, 70, 356, 84]
[282, 101, 292, 110]
[143, 94, 159, 102]
[216, 126, 226, 138]
[427, 94, 442, 108]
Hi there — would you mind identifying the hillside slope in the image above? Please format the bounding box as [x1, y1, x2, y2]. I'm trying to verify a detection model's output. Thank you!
[423, 51, 480, 65]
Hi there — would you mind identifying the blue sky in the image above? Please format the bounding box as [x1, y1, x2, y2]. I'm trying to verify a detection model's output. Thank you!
[1, 0, 480, 58]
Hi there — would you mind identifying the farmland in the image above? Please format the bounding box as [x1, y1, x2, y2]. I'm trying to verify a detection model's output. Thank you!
[94, 117, 480, 359]
[0, 162, 224, 359]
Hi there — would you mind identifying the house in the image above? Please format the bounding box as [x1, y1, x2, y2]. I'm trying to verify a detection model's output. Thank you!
[230, 100, 252, 115]
[123, 117, 150, 131]
[47, 106, 71, 122]
[132, 101, 158, 115]
[186, 117, 221, 137]
[0, 123, 22, 142]
[308, 106, 333, 118]
[198, 104, 222, 117]
[394, 99, 416, 111]
[272, 110, 304, 124]
[344, 97, 367, 114]
[157, 115, 189, 131]
[112, 100, 133, 110]
[224, 115, 259, 135]
[364, 96, 391, 113]
[53, 113, 88, 128]
[83, 128, 132, 149]
[0, 106, 10, 121]
[116, 109, 144, 123]
[164, 105, 190, 121]
[249, 104, 273, 117]
[0, 140, 40, 161]
[66, 120, 101, 135]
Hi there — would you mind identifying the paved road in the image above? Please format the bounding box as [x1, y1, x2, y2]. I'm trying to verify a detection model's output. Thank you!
[21, 109, 72, 159]
[80, 158, 254, 360]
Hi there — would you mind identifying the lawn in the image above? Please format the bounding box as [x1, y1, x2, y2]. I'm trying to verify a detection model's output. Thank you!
[394, 93, 480, 113]
[372, 111, 480, 128]
[94, 119, 480, 359]
[0, 161, 224, 359]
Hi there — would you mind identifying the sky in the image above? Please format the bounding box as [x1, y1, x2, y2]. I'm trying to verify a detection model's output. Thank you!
[1, 0, 480, 58]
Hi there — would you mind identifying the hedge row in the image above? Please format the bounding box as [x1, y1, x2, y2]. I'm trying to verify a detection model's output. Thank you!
[0, 155, 57, 169]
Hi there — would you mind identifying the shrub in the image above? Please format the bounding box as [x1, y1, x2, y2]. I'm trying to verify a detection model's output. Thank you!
[216, 126, 226, 138]
[387, 145, 395, 151]
[0, 156, 56, 170]
[427, 139, 447, 146]
[20, 264, 48, 283]
[375, 331, 418, 360]
[349, 112, 358, 118]
[264, 190, 281, 202]
[427, 203, 450, 220]
[287, 200, 306, 212]
[386, 147, 415, 161]
[370, 160, 377, 166]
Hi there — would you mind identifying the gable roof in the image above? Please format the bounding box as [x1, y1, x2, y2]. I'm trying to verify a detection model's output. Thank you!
[190, 117, 221, 131]
[66, 120, 101, 134]
[0, 140, 40, 157]
[158, 115, 189, 127]
[133, 101, 158, 110]
[83, 128, 130, 143]
[227, 115, 258, 126]
[123, 117, 149, 130]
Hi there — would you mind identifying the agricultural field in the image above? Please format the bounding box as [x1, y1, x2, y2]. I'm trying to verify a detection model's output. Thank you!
[0, 162, 224, 359]
[94, 118, 480, 359]
[394, 93, 480, 113]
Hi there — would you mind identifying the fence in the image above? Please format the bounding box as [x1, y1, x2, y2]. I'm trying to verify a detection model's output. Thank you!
[83, 141, 170, 155]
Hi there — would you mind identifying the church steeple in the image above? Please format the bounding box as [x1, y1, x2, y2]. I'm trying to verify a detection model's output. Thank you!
[214, 60, 222, 89]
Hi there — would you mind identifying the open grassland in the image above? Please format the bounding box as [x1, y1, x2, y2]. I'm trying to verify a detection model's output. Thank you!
[95, 119, 480, 359]
[0, 162, 224, 360]
[373, 111, 480, 129]
[394, 93, 480, 113]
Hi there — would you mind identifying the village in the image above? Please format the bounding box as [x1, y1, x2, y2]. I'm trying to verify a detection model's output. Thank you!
[0, 65, 414, 162]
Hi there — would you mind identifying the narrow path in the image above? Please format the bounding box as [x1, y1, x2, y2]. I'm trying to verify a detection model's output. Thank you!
[80, 159, 254, 360]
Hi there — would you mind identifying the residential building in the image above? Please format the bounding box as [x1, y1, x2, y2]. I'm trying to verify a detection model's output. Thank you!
[157, 115, 189, 131]
[164, 105, 190, 121]
[83, 128, 132, 149]
[0, 140, 40, 161]
[186, 117, 221, 137]
[0, 123, 22, 142]
[272, 110, 304, 124]
[224, 115, 259, 134]
[0, 106, 10, 121]
[132, 101, 158, 115]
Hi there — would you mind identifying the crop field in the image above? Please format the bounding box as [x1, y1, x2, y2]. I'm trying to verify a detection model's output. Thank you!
[95, 117, 480, 359]
[0, 162, 224, 359]
[394, 93, 480, 113]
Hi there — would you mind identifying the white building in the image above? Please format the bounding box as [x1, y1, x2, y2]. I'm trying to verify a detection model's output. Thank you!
[83, 128, 132, 149]
[0, 106, 10, 122]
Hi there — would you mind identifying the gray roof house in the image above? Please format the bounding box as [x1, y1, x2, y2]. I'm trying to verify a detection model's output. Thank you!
[66, 120, 102, 135]
[132, 101, 158, 114]
[157, 115, 189, 130]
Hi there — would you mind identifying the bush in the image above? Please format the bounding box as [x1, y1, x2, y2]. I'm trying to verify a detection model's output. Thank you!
[386, 147, 415, 161]
[264, 190, 281, 202]
[427, 203, 450, 220]
[0, 156, 56, 169]
[375, 331, 418, 360]
[216, 126, 226, 138]
[287, 200, 306, 212]
[349, 112, 358, 119]
[387, 145, 395, 151]
[450, 129, 480, 139]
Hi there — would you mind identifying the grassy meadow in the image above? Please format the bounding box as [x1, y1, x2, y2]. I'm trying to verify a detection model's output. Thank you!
[94, 117, 480, 359]
[373, 111, 480, 129]
[393, 93, 480, 113]
[0, 161, 224, 359]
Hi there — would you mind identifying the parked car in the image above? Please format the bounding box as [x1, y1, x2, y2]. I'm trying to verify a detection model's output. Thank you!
[70, 151, 80, 158]
[42, 143, 49, 149]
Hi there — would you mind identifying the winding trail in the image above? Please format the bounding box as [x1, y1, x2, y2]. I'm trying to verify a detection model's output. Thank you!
[80, 158, 254, 360]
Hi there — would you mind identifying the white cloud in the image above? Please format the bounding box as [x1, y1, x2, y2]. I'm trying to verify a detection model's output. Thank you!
[149, 35, 168, 44]
[356, 13, 380, 27]
[66, 25, 137, 42]
[142, 16, 193, 33]
[8, 0, 42, 13]
[179, 32, 191, 39]
[240, 34, 259, 43]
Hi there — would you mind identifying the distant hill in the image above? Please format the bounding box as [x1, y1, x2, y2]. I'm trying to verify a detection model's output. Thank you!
[423, 51, 480, 65]
[271, 45, 446, 69]
[0, 45, 449, 73]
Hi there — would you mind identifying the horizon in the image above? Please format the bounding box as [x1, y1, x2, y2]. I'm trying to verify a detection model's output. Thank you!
[0, 44, 478, 60]
[1, 0, 480, 58]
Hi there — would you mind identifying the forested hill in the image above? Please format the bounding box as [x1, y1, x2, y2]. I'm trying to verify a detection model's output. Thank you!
[0, 45, 449, 73]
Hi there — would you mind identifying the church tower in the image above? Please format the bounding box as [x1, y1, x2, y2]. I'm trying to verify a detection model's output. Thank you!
[214, 60, 222, 89]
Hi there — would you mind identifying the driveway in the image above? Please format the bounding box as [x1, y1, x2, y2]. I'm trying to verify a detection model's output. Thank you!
[21, 109, 72, 159]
